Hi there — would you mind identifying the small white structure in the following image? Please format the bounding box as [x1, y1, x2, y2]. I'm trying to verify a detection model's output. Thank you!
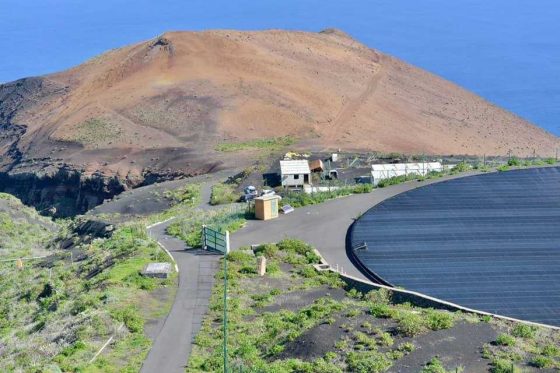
[371, 162, 446, 186]
[141, 263, 172, 278]
[280, 160, 311, 187]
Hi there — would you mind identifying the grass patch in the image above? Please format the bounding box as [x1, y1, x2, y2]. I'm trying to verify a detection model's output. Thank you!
[210, 183, 239, 205]
[71, 117, 122, 145]
[216, 136, 295, 152]
[0, 200, 176, 372]
[167, 205, 247, 247]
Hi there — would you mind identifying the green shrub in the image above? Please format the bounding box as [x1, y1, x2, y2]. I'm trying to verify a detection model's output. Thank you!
[299, 266, 318, 278]
[491, 359, 520, 373]
[508, 157, 521, 167]
[495, 334, 516, 347]
[366, 288, 392, 305]
[210, 184, 239, 205]
[352, 183, 374, 193]
[164, 183, 201, 206]
[545, 158, 557, 165]
[511, 324, 536, 339]
[254, 243, 278, 258]
[530, 356, 555, 369]
[451, 162, 471, 174]
[370, 304, 397, 319]
[379, 332, 394, 347]
[111, 306, 144, 333]
[398, 342, 415, 353]
[396, 312, 425, 337]
[377, 173, 421, 188]
[497, 165, 510, 172]
[542, 344, 560, 357]
[426, 310, 454, 330]
[421, 357, 447, 373]
[346, 351, 392, 373]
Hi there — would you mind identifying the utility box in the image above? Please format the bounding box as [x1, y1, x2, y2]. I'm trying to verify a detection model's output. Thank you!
[255, 195, 281, 220]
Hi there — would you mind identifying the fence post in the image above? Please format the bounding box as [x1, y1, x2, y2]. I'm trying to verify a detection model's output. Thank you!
[223, 251, 229, 373]
[202, 225, 207, 250]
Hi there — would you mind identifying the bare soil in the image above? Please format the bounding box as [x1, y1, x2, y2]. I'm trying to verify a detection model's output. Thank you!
[2, 28, 558, 187]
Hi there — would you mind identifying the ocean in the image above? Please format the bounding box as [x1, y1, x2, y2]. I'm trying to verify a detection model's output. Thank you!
[1, 0, 558, 135]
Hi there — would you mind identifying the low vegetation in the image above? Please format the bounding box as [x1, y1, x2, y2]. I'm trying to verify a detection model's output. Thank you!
[0, 194, 178, 372]
[210, 183, 239, 205]
[0, 218, 176, 372]
[71, 117, 122, 145]
[186, 238, 555, 372]
[167, 205, 248, 247]
[282, 183, 373, 208]
[0, 193, 58, 259]
[216, 136, 295, 152]
[147, 183, 202, 223]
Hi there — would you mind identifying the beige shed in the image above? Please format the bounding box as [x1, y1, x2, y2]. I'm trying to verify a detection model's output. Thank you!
[254, 195, 282, 220]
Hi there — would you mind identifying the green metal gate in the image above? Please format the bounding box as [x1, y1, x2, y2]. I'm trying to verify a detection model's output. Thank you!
[202, 225, 230, 254]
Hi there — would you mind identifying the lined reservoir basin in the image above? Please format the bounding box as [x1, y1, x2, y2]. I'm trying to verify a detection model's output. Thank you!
[350, 167, 560, 327]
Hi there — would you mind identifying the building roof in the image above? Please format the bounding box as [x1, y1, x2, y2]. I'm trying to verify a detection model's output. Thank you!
[280, 160, 311, 175]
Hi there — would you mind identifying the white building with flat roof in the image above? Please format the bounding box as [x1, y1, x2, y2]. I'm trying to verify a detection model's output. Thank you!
[280, 160, 311, 187]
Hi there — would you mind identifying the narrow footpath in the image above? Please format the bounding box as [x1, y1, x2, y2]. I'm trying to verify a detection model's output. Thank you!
[141, 183, 220, 373]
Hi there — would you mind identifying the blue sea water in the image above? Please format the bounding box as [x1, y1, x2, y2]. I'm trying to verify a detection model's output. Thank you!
[1, 0, 559, 135]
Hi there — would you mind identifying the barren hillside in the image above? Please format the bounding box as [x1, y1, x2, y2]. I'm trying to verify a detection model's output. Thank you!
[0, 29, 558, 213]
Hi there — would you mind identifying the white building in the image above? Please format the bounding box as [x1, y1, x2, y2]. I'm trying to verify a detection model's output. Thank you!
[371, 162, 448, 186]
[280, 160, 311, 188]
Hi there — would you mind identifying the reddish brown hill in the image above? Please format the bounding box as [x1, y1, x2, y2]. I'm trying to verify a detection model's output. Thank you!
[1, 29, 558, 182]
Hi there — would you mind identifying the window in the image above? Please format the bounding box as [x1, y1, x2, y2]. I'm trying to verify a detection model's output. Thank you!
[293, 174, 300, 180]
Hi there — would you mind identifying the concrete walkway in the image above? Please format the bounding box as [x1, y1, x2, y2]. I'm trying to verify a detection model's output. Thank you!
[141, 182, 221, 373]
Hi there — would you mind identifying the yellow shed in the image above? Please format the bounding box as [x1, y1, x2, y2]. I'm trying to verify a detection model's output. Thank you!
[254, 195, 281, 220]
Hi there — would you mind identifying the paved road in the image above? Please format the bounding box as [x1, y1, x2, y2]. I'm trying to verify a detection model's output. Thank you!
[141, 182, 221, 373]
[141, 170, 487, 372]
[231, 171, 486, 281]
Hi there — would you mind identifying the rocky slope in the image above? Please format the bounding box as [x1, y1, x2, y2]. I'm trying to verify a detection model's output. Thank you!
[1, 29, 558, 215]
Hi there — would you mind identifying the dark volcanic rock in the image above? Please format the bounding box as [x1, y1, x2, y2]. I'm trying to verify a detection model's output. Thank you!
[0, 165, 125, 217]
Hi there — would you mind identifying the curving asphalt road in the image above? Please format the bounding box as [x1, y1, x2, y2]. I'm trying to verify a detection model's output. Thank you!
[140, 169, 508, 371]
[140, 182, 221, 373]
[231, 171, 486, 281]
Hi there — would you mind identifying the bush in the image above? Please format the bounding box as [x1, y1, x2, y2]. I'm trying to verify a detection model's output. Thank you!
[377, 173, 420, 188]
[164, 183, 201, 206]
[542, 344, 560, 357]
[530, 356, 554, 369]
[421, 357, 447, 373]
[426, 310, 454, 331]
[545, 158, 557, 165]
[370, 304, 397, 319]
[111, 306, 144, 333]
[210, 184, 239, 205]
[277, 239, 319, 264]
[346, 351, 392, 373]
[511, 324, 536, 339]
[450, 162, 471, 174]
[366, 288, 392, 305]
[495, 334, 516, 347]
[254, 243, 278, 258]
[352, 183, 374, 193]
[508, 157, 521, 167]
[396, 312, 425, 337]
[491, 359, 520, 373]
[398, 342, 415, 353]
